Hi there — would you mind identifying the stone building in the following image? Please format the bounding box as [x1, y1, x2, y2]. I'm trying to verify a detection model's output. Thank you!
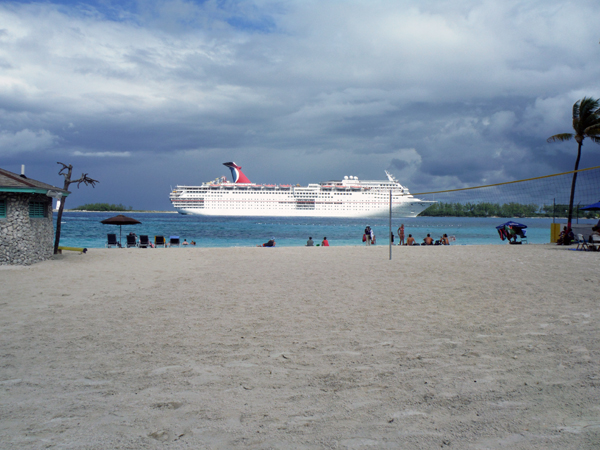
[0, 167, 70, 265]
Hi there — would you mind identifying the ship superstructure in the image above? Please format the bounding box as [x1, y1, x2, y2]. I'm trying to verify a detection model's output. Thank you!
[169, 162, 434, 218]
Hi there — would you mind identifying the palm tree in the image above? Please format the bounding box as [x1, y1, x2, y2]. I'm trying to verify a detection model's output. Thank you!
[547, 97, 600, 229]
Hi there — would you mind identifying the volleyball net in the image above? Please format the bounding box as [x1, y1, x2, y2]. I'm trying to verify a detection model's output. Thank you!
[413, 166, 600, 218]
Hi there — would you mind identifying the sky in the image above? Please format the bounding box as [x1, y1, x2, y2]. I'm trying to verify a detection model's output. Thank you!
[1, 0, 600, 210]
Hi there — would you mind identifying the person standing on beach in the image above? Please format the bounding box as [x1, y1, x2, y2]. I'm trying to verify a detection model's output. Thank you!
[398, 224, 405, 245]
[364, 226, 372, 245]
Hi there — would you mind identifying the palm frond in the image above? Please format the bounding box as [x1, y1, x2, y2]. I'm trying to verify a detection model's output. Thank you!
[578, 97, 600, 120]
[584, 124, 600, 137]
[547, 133, 573, 143]
[572, 100, 581, 120]
[588, 136, 600, 145]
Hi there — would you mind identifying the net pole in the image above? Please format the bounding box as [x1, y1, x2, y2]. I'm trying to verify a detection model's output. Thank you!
[389, 190, 392, 261]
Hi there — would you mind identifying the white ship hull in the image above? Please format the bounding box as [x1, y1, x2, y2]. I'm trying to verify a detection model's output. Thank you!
[170, 163, 434, 218]
[174, 202, 430, 218]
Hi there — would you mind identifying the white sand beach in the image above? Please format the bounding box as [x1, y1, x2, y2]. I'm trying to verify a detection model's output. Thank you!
[1, 245, 599, 449]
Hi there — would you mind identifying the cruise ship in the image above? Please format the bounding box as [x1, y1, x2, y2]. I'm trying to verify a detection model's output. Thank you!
[169, 162, 434, 218]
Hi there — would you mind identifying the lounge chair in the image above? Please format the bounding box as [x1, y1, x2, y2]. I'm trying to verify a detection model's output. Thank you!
[106, 233, 120, 248]
[139, 235, 150, 248]
[154, 236, 166, 248]
[589, 234, 600, 251]
[519, 230, 528, 244]
[169, 236, 180, 247]
[575, 234, 588, 251]
[126, 234, 138, 248]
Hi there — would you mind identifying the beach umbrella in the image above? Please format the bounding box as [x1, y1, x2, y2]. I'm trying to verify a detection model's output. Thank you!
[100, 214, 141, 246]
[495, 221, 527, 230]
[496, 221, 527, 242]
[579, 200, 600, 211]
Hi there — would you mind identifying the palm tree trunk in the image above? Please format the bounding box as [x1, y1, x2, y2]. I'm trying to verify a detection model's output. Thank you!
[567, 141, 583, 229]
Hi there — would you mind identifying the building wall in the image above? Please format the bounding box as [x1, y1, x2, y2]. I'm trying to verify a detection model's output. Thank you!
[0, 193, 54, 265]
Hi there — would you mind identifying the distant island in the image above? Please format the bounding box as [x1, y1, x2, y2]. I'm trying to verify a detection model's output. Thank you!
[71, 203, 133, 212]
[419, 202, 598, 218]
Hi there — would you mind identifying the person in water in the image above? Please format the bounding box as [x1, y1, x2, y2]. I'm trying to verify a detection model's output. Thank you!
[306, 237, 314, 246]
[321, 237, 329, 246]
[258, 237, 276, 247]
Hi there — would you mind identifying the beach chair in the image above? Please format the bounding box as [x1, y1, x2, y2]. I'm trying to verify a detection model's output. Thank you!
[575, 234, 588, 251]
[126, 234, 138, 248]
[589, 234, 600, 251]
[169, 236, 180, 247]
[106, 234, 119, 248]
[139, 235, 150, 248]
[154, 236, 166, 248]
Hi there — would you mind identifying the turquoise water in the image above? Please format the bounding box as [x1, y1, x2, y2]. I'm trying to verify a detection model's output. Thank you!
[53, 212, 597, 248]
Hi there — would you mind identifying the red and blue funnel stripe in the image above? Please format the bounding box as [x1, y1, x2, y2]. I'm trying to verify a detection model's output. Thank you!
[223, 162, 251, 184]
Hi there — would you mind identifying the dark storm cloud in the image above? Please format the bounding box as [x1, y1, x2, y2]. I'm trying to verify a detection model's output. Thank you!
[0, 0, 599, 209]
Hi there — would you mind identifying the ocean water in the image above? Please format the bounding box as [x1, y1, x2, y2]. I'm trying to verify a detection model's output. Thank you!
[53, 212, 597, 248]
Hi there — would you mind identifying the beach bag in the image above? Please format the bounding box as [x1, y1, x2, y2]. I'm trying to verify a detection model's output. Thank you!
[362, 234, 366, 242]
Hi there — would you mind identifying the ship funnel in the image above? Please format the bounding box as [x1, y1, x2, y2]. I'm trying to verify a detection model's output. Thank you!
[223, 162, 251, 184]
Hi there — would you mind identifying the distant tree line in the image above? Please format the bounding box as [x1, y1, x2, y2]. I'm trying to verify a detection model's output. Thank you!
[71, 203, 132, 211]
[419, 202, 599, 218]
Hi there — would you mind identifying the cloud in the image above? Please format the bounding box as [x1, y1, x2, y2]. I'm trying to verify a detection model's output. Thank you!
[0, 0, 599, 209]
[72, 151, 131, 157]
[0, 129, 58, 154]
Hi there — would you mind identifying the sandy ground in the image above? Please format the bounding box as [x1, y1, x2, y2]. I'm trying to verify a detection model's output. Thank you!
[1, 244, 599, 449]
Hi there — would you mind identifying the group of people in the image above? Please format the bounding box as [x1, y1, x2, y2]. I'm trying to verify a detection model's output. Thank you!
[557, 220, 600, 246]
[306, 237, 329, 246]
[258, 236, 330, 247]
[556, 226, 575, 245]
[363, 226, 376, 245]
[363, 224, 450, 246]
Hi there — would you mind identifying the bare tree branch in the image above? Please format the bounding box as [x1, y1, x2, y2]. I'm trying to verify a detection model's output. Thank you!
[54, 162, 99, 254]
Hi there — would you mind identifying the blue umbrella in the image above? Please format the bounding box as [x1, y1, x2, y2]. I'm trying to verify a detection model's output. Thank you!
[495, 221, 527, 230]
[496, 221, 527, 242]
[579, 201, 600, 211]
